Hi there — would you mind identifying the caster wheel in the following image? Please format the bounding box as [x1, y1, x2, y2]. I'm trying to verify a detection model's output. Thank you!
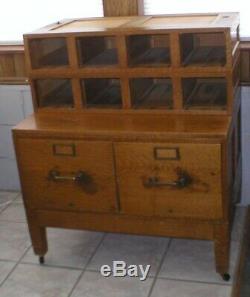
[39, 256, 45, 265]
[222, 273, 230, 281]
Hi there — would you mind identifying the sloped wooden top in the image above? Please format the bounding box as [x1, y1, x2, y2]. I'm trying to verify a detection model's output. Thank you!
[25, 13, 239, 37]
[13, 112, 231, 141]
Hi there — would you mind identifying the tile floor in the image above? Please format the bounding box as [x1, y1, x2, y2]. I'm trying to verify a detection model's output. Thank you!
[0, 191, 247, 297]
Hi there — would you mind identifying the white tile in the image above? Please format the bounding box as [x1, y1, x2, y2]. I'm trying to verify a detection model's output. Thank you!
[0, 203, 26, 223]
[0, 125, 15, 158]
[87, 233, 169, 276]
[13, 193, 23, 203]
[71, 270, 153, 297]
[231, 206, 247, 242]
[241, 134, 250, 205]
[0, 221, 30, 261]
[22, 228, 104, 269]
[0, 263, 81, 297]
[151, 279, 231, 297]
[0, 159, 20, 191]
[159, 239, 240, 284]
[0, 191, 19, 212]
[0, 88, 24, 125]
[21, 89, 33, 117]
[0, 261, 16, 285]
[241, 87, 250, 127]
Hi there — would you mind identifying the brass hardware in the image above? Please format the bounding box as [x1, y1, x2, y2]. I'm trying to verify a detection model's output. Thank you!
[52, 144, 76, 157]
[144, 171, 192, 189]
[48, 170, 91, 185]
[48, 169, 98, 194]
[154, 147, 180, 160]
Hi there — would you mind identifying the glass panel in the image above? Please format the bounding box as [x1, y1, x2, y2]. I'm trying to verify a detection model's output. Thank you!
[82, 78, 122, 108]
[29, 38, 69, 68]
[130, 78, 173, 109]
[180, 32, 226, 66]
[231, 25, 240, 51]
[77, 36, 118, 66]
[35, 79, 74, 108]
[233, 57, 240, 89]
[182, 78, 227, 110]
[127, 35, 170, 66]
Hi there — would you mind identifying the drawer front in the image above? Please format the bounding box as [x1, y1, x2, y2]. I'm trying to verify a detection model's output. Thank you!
[17, 139, 117, 212]
[115, 142, 223, 219]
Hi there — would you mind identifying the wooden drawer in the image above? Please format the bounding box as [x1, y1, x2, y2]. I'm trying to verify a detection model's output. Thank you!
[115, 142, 223, 219]
[16, 139, 117, 212]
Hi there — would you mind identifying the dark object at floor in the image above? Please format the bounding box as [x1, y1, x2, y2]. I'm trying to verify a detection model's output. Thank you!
[240, 210, 250, 297]
[232, 207, 250, 297]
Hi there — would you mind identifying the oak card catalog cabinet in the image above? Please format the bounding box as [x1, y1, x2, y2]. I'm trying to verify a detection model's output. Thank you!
[13, 13, 241, 280]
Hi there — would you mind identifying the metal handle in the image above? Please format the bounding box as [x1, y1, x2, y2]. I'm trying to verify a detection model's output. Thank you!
[48, 170, 91, 185]
[48, 169, 98, 194]
[144, 171, 192, 189]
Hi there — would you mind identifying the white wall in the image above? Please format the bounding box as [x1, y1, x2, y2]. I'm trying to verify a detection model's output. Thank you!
[0, 85, 33, 190]
[241, 86, 250, 205]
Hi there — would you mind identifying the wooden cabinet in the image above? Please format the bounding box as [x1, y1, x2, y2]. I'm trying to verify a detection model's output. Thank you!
[14, 14, 242, 281]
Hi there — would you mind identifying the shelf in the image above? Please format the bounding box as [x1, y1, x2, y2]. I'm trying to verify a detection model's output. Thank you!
[183, 78, 227, 110]
[25, 15, 239, 114]
[35, 79, 74, 108]
[29, 38, 69, 69]
[77, 36, 118, 67]
[182, 46, 225, 66]
[127, 35, 170, 67]
[180, 33, 226, 66]
[130, 78, 173, 109]
[82, 78, 122, 108]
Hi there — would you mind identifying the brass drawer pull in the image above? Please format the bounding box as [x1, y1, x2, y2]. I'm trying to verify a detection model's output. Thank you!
[144, 171, 192, 189]
[48, 170, 92, 185]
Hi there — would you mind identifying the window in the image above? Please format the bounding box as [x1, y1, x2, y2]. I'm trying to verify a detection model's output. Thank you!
[144, 0, 249, 38]
[0, 0, 103, 43]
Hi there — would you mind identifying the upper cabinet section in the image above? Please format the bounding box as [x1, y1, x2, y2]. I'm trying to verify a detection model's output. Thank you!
[24, 13, 240, 114]
[25, 13, 239, 35]
[25, 13, 239, 71]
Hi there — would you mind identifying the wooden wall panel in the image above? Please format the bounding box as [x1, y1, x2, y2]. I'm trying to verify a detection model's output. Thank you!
[103, 0, 144, 16]
[0, 46, 27, 84]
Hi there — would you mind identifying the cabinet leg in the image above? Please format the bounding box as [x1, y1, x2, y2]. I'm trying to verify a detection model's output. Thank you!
[214, 223, 230, 281]
[39, 256, 45, 265]
[28, 224, 48, 259]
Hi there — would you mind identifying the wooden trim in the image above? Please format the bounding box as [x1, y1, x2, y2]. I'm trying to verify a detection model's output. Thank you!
[0, 45, 24, 53]
[36, 209, 214, 240]
[240, 41, 250, 50]
[103, 0, 144, 17]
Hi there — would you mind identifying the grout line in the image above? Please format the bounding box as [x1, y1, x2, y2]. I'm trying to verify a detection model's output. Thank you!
[0, 259, 17, 264]
[0, 243, 32, 288]
[0, 124, 14, 127]
[20, 261, 83, 272]
[147, 238, 172, 297]
[0, 200, 17, 214]
[0, 219, 27, 224]
[156, 276, 232, 287]
[67, 232, 107, 297]
[0, 192, 20, 214]
[0, 157, 16, 161]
